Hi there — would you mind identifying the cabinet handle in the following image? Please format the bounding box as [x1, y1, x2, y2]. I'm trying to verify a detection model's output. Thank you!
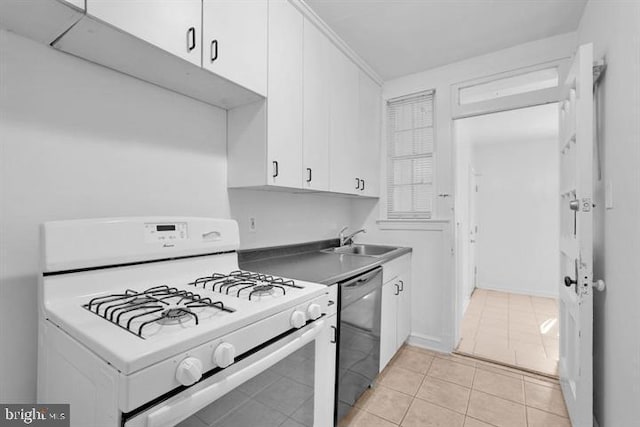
[361, 179, 365, 191]
[306, 168, 312, 183]
[330, 326, 337, 344]
[272, 161, 279, 178]
[399, 280, 404, 292]
[394, 283, 400, 295]
[186, 27, 196, 52]
[356, 178, 360, 190]
[210, 40, 218, 62]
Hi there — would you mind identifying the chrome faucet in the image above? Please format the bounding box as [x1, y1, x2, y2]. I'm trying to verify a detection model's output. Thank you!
[339, 226, 366, 246]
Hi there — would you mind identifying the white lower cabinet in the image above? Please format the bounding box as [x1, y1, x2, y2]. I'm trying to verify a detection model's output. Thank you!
[380, 254, 412, 372]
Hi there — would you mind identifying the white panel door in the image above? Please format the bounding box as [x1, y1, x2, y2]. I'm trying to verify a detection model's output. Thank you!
[328, 45, 359, 195]
[86, 0, 201, 65]
[202, 0, 267, 95]
[266, 0, 303, 188]
[302, 19, 330, 191]
[558, 43, 594, 427]
[358, 71, 382, 197]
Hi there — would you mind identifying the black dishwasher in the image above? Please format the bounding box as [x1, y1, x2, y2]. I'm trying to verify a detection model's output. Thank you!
[335, 267, 382, 423]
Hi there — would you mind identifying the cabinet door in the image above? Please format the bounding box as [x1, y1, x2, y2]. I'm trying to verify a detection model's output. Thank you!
[267, 0, 303, 188]
[302, 20, 330, 190]
[380, 280, 398, 372]
[358, 71, 382, 197]
[396, 273, 411, 348]
[328, 44, 359, 195]
[202, 0, 267, 96]
[86, 0, 201, 66]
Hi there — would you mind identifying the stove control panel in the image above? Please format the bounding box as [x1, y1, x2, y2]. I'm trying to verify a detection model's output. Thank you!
[144, 222, 188, 244]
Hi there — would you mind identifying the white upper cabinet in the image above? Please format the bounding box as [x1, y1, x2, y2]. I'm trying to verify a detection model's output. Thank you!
[266, 0, 304, 188]
[227, 0, 381, 197]
[302, 19, 330, 191]
[202, 0, 267, 96]
[328, 45, 360, 195]
[358, 71, 382, 197]
[86, 0, 202, 66]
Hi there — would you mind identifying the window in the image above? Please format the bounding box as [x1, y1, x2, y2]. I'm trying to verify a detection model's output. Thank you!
[386, 90, 434, 219]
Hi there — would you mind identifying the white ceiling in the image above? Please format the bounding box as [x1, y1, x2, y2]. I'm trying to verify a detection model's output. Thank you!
[305, 0, 587, 80]
[456, 103, 559, 146]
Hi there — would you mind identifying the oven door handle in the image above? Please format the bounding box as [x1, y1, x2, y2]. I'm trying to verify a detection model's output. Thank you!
[143, 320, 325, 427]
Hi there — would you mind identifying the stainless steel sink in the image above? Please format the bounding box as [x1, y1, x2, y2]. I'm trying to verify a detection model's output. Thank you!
[322, 244, 398, 257]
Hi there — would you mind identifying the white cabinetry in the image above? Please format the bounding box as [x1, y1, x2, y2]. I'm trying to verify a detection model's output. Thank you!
[51, 0, 263, 108]
[358, 71, 382, 197]
[227, 0, 303, 188]
[227, 0, 382, 197]
[302, 20, 330, 191]
[202, 0, 267, 96]
[86, 0, 202, 65]
[380, 254, 412, 371]
[328, 45, 360, 195]
[267, 0, 304, 188]
[227, 0, 303, 189]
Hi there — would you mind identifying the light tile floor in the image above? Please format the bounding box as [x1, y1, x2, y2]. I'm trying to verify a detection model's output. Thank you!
[340, 346, 571, 427]
[456, 289, 559, 376]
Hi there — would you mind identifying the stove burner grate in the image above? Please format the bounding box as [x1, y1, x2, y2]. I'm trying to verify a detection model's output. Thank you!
[189, 270, 302, 300]
[83, 285, 234, 339]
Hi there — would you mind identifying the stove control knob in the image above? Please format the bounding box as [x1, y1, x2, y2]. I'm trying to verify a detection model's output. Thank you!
[290, 310, 306, 329]
[306, 303, 322, 320]
[213, 342, 236, 368]
[175, 357, 203, 386]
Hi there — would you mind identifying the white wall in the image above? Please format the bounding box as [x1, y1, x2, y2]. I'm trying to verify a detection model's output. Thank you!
[361, 33, 576, 353]
[230, 189, 351, 249]
[455, 104, 560, 298]
[0, 30, 352, 403]
[576, 2, 640, 425]
[473, 137, 559, 297]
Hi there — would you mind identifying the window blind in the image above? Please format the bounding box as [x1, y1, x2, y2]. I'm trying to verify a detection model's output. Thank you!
[387, 90, 435, 219]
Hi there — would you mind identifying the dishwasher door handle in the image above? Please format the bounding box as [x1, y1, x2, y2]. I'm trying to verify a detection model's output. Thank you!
[342, 268, 381, 288]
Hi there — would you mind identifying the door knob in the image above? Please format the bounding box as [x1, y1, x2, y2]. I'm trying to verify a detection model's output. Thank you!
[564, 276, 577, 287]
[569, 199, 579, 211]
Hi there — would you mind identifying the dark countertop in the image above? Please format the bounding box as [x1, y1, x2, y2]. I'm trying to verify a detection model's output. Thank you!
[239, 241, 412, 285]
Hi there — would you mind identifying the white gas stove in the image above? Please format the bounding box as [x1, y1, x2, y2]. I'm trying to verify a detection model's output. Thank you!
[38, 217, 337, 427]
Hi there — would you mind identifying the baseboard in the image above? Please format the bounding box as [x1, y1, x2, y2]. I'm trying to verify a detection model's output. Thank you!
[476, 284, 558, 299]
[407, 333, 450, 354]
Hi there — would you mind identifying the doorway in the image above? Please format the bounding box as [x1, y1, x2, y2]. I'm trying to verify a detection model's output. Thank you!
[453, 103, 560, 376]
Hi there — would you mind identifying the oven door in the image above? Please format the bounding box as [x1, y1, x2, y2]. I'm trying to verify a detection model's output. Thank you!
[124, 314, 337, 427]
